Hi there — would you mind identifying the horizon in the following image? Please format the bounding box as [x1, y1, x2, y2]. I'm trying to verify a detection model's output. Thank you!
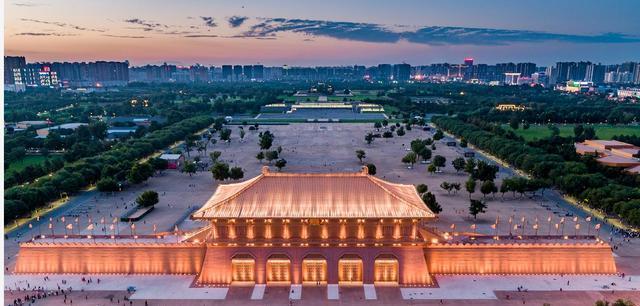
[5, 0, 640, 66]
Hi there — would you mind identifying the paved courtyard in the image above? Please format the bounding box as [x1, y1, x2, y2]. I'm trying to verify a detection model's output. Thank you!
[5, 274, 640, 305]
[5, 123, 640, 304]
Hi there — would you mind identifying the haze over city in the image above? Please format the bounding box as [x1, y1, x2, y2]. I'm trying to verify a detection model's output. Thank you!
[5, 0, 640, 65]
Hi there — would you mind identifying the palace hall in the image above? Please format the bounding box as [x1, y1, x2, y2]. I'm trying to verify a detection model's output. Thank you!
[14, 167, 616, 286]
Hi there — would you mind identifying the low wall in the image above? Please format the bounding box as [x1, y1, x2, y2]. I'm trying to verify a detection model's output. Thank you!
[14, 242, 206, 275]
[425, 242, 616, 275]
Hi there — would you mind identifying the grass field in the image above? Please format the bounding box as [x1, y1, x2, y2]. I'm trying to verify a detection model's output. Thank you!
[6, 155, 46, 174]
[504, 124, 640, 141]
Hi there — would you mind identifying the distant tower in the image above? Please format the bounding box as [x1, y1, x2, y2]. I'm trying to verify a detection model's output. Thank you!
[464, 58, 474, 66]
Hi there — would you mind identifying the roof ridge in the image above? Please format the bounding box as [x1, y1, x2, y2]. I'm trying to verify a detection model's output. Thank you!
[195, 174, 264, 218]
[367, 176, 433, 216]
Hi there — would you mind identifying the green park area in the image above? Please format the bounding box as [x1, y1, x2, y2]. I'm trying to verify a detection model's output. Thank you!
[6, 155, 47, 174]
[504, 124, 640, 141]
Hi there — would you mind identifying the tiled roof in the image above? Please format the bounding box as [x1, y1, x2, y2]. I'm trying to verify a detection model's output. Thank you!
[192, 167, 434, 219]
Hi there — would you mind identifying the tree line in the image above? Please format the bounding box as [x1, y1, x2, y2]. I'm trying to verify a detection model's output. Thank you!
[433, 116, 640, 227]
[4, 116, 214, 224]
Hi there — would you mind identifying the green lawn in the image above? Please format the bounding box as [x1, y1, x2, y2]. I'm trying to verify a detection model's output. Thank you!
[504, 124, 640, 141]
[6, 155, 47, 174]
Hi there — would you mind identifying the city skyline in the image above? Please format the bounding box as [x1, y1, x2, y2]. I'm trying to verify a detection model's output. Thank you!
[5, 0, 640, 66]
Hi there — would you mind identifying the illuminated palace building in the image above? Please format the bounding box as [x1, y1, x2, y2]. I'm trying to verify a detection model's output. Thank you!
[16, 167, 616, 286]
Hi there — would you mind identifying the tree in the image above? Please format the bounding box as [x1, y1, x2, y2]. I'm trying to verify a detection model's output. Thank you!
[433, 130, 444, 140]
[612, 299, 636, 306]
[229, 167, 244, 180]
[472, 160, 499, 182]
[382, 119, 388, 127]
[210, 151, 222, 162]
[219, 128, 232, 143]
[452, 157, 466, 173]
[259, 130, 274, 150]
[89, 121, 108, 140]
[97, 177, 119, 192]
[469, 199, 487, 219]
[182, 162, 197, 177]
[460, 139, 468, 148]
[266, 150, 279, 164]
[583, 126, 596, 139]
[415, 146, 430, 160]
[440, 182, 452, 194]
[464, 158, 476, 175]
[450, 182, 461, 194]
[382, 131, 393, 138]
[255, 151, 265, 163]
[136, 190, 159, 207]
[509, 117, 519, 130]
[427, 164, 436, 175]
[366, 163, 377, 175]
[416, 184, 428, 194]
[480, 180, 497, 198]
[365, 133, 375, 145]
[355, 150, 366, 163]
[396, 127, 405, 136]
[211, 162, 230, 181]
[574, 124, 585, 139]
[239, 129, 246, 141]
[465, 178, 476, 198]
[275, 159, 287, 171]
[374, 122, 382, 130]
[127, 162, 154, 184]
[184, 134, 199, 157]
[149, 157, 168, 173]
[433, 155, 446, 170]
[402, 152, 417, 168]
[421, 192, 442, 214]
[500, 179, 511, 198]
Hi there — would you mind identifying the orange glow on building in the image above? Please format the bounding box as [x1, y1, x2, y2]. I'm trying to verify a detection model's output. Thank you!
[14, 168, 616, 287]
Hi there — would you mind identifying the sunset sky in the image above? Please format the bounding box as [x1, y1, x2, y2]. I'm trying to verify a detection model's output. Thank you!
[5, 0, 640, 66]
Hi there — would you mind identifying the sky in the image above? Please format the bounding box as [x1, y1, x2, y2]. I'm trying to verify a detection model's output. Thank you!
[5, 0, 640, 66]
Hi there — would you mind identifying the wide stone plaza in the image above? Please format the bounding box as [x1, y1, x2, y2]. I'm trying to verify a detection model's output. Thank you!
[5, 123, 640, 305]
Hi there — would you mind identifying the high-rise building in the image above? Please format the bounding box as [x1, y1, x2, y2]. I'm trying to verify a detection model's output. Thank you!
[190, 64, 210, 83]
[516, 63, 537, 77]
[569, 61, 590, 81]
[585, 64, 606, 84]
[253, 65, 264, 80]
[464, 58, 474, 67]
[233, 65, 243, 81]
[4, 56, 26, 84]
[393, 63, 411, 82]
[377, 64, 392, 81]
[633, 63, 640, 84]
[221, 65, 233, 81]
[554, 62, 572, 83]
[243, 65, 253, 80]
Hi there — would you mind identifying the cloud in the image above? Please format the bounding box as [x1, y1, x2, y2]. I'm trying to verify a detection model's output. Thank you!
[15, 32, 77, 36]
[21, 18, 105, 32]
[184, 34, 219, 38]
[228, 16, 249, 28]
[13, 2, 46, 7]
[124, 18, 167, 29]
[200, 16, 217, 27]
[244, 18, 640, 45]
[102, 34, 148, 39]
